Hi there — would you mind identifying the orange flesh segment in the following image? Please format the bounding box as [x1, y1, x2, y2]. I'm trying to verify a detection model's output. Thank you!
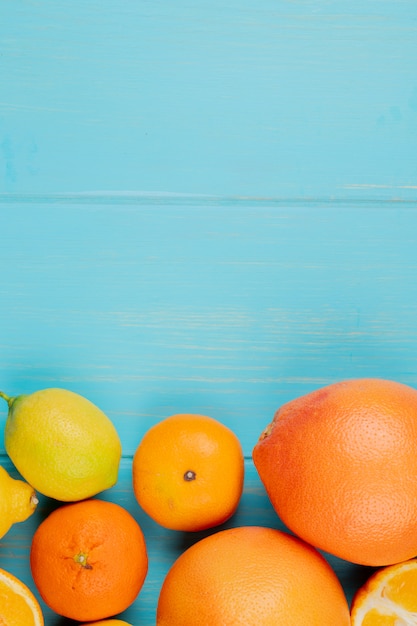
[385, 568, 417, 612]
[0, 573, 43, 626]
[0, 580, 40, 626]
[361, 608, 407, 625]
[351, 561, 417, 626]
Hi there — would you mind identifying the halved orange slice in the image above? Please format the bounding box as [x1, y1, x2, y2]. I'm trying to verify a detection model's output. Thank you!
[351, 558, 417, 625]
[0, 567, 44, 626]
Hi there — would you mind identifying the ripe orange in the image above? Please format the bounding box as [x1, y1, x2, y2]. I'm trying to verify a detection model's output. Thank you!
[30, 499, 148, 622]
[253, 378, 417, 566]
[156, 525, 350, 625]
[132, 414, 244, 531]
[350, 558, 417, 625]
[0, 567, 44, 626]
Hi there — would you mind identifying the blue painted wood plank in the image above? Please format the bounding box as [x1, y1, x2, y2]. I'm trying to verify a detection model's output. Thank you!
[1, 2, 417, 197]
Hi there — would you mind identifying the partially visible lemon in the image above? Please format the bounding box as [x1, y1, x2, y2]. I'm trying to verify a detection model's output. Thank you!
[0, 465, 38, 539]
[1, 388, 122, 501]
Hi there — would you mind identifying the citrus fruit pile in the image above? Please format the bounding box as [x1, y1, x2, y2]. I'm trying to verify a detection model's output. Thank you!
[1, 377, 417, 624]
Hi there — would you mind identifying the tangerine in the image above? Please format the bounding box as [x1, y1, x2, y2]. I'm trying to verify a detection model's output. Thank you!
[0, 567, 44, 626]
[253, 378, 417, 566]
[132, 413, 244, 531]
[350, 558, 417, 625]
[30, 499, 148, 622]
[156, 525, 350, 625]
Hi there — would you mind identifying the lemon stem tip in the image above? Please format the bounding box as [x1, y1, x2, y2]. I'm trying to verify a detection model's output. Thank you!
[0, 391, 13, 406]
[31, 494, 39, 508]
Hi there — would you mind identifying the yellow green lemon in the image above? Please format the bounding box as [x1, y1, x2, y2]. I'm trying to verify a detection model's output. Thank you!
[1, 388, 122, 501]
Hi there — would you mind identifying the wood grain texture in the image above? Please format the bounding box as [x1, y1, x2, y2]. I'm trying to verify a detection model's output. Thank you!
[1, 198, 417, 458]
[0, 1, 416, 623]
[1, 1, 417, 198]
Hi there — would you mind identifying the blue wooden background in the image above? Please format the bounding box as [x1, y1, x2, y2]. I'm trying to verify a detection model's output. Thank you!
[1, 2, 417, 624]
